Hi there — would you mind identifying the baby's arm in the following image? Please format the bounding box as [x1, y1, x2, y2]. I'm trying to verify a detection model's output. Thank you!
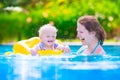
[56, 45, 71, 53]
[30, 44, 40, 56]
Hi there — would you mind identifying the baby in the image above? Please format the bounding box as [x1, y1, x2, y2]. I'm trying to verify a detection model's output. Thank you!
[30, 24, 70, 56]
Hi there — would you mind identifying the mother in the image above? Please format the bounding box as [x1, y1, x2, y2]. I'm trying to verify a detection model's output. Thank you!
[77, 15, 106, 55]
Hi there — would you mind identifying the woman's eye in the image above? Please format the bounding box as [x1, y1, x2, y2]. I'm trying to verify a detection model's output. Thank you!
[78, 31, 83, 33]
[80, 31, 83, 33]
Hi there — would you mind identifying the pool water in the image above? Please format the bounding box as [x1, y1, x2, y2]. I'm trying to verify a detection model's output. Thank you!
[0, 44, 120, 80]
[70, 45, 120, 56]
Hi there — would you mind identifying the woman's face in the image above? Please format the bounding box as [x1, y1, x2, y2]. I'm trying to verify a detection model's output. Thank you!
[77, 23, 95, 45]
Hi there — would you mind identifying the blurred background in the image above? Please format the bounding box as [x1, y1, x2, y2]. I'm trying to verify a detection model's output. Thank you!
[0, 0, 120, 43]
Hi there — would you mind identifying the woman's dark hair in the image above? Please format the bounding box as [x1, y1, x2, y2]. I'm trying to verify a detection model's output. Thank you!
[77, 15, 106, 45]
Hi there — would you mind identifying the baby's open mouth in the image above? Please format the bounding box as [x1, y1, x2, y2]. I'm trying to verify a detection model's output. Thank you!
[48, 40, 53, 43]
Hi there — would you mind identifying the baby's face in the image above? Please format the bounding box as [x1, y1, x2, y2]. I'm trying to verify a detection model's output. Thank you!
[40, 29, 57, 47]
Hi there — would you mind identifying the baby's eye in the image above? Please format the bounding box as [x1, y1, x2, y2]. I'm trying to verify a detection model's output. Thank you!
[52, 36, 56, 38]
[46, 35, 50, 38]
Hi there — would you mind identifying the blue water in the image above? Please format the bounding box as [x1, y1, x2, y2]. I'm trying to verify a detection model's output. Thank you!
[0, 45, 13, 55]
[70, 45, 120, 56]
[0, 44, 120, 80]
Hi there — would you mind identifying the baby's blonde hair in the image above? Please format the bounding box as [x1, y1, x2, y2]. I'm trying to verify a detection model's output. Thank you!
[38, 24, 58, 36]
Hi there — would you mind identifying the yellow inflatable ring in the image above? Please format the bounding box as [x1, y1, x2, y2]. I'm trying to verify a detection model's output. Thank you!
[12, 37, 63, 56]
[38, 50, 63, 56]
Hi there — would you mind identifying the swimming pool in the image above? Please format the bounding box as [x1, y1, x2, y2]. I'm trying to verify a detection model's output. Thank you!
[0, 44, 120, 80]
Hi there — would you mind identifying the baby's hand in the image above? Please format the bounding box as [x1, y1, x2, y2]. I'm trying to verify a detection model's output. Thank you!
[63, 45, 71, 53]
[30, 48, 37, 56]
[56, 45, 64, 51]
[56, 45, 71, 53]
[30, 44, 40, 56]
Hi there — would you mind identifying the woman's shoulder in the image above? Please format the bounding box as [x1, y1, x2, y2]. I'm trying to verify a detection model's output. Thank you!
[95, 45, 106, 55]
[76, 45, 88, 54]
